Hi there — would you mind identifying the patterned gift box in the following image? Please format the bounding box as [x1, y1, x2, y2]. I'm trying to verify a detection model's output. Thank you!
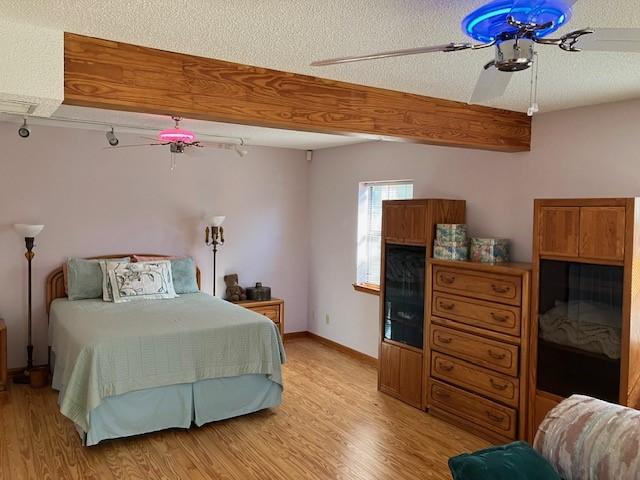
[470, 238, 510, 263]
[433, 240, 469, 260]
[436, 224, 468, 244]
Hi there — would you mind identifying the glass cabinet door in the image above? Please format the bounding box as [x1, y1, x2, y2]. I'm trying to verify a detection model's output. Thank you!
[383, 244, 425, 349]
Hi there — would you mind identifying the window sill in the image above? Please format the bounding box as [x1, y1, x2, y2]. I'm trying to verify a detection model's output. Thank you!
[353, 283, 380, 296]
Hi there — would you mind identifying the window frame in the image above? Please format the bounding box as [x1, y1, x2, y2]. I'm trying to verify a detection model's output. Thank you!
[354, 180, 414, 295]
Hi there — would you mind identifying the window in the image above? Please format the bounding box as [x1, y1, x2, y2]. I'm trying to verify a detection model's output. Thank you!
[356, 180, 413, 290]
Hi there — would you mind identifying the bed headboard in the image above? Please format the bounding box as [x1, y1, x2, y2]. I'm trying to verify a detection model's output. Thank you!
[46, 254, 202, 314]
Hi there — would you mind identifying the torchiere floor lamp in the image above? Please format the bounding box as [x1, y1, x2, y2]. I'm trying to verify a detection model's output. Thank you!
[13, 223, 44, 384]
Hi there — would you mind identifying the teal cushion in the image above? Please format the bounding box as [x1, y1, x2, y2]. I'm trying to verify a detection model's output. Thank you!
[171, 257, 199, 294]
[67, 257, 128, 301]
[449, 441, 561, 480]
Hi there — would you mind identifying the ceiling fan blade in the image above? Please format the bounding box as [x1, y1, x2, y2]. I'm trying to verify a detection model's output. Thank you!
[469, 63, 514, 104]
[310, 43, 471, 66]
[571, 28, 640, 52]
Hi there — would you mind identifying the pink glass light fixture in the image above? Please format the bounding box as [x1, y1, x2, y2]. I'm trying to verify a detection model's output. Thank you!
[158, 116, 196, 143]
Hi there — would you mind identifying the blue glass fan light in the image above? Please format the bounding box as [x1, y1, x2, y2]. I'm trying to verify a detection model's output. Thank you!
[461, 0, 572, 43]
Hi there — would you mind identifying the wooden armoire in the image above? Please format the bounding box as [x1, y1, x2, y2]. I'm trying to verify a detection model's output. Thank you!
[377, 199, 465, 408]
[528, 198, 640, 440]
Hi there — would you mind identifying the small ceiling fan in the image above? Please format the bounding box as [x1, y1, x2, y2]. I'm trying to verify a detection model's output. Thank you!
[311, 0, 640, 112]
[106, 115, 248, 169]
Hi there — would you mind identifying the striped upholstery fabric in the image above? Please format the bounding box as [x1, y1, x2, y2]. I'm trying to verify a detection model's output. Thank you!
[534, 394, 640, 480]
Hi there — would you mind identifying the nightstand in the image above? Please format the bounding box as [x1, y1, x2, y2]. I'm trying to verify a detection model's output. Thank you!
[0, 319, 6, 391]
[234, 298, 284, 336]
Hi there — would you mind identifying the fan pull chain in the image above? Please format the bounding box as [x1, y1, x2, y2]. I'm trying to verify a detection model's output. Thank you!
[528, 51, 539, 117]
[170, 152, 176, 172]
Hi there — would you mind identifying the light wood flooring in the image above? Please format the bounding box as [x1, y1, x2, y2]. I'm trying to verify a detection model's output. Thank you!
[0, 338, 487, 479]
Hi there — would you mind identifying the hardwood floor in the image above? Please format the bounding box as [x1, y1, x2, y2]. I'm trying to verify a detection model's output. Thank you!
[0, 338, 487, 479]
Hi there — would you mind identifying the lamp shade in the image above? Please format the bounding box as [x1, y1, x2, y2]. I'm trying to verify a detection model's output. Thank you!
[14, 224, 44, 238]
[206, 215, 225, 227]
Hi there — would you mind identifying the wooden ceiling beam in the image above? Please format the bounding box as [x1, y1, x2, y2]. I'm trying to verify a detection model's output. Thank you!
[63, 33, 531, 152]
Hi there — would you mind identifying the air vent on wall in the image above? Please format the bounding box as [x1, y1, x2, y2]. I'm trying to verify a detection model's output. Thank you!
[0, 100, 37, 115]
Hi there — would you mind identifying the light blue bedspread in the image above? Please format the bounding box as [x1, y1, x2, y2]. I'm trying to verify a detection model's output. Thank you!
[49, 293, 285, 431]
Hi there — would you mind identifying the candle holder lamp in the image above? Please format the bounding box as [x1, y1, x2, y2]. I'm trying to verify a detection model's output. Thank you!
[205, 215, 225, 296]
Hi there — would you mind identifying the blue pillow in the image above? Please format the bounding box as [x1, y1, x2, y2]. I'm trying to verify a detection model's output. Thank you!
[171, 257, 199, 294]
[449, 441, 560, 480]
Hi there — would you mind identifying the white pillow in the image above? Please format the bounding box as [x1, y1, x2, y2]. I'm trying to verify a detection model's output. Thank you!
[107, 260, 177, 303]
[99, 259, 130, 302]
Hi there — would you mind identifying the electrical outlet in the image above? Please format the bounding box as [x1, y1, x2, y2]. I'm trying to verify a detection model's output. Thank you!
[325, 314, 330, 325]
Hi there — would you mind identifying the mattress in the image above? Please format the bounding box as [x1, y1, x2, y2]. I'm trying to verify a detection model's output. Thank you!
[49, 293, 285, 432]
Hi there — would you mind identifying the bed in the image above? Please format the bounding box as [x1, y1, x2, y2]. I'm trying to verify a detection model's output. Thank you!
[46, 255, 285, 446]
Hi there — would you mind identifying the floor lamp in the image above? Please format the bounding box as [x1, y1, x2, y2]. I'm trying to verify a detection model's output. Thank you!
[205, 215, 225, 296]
[13, 223, 44, 384]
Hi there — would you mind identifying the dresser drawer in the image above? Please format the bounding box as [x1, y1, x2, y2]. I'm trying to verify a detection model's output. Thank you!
[430, 380, 517, 439]
[433, 266, 521, 306]
[431, 352, 519, 407]
[252, 306, 280, 323]
[430, 325, 518, 376]
[432, 292, 521, 337]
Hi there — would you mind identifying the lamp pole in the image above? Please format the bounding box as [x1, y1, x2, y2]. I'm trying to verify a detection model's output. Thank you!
[25, 237, 34, 371]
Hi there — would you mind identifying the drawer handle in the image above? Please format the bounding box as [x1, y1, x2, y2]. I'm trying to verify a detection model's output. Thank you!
[434, 389, 450, 400]
[440, 274, 455, 284]
[439, 302, 455, 311]
[439, 362, 454, 372]
[489, 379, 509, 391]
[488, 349, 507, 360]
[486, 411, 505, 422]
[491, 284, 510, 294]
[490, 312, 510, 322]
[437, 336, 453, 344]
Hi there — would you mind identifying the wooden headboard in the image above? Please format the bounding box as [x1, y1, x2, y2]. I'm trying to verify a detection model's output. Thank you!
[46, 254, 202, 314]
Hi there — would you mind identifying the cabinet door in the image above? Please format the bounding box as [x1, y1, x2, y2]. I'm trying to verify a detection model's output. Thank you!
[579, 207, 626, 261]
[379, 342, 401, 394]
[383, 204, 406, 243]
[399, 348, 423, 408]
[538, 207, 580, 257]
[403, 204, 428, 245]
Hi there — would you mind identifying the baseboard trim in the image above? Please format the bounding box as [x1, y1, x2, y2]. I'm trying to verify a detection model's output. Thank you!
[286, 331, 377, 367]
[282, 331, 310, 341]
[8, 364, 48, 377]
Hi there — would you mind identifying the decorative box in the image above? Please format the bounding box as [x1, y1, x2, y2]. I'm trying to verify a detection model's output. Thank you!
[246, 282, 272, 301]
[470, 238, 510, 263]
[436, 224, 468, 244]
[433, 240, 469, 260]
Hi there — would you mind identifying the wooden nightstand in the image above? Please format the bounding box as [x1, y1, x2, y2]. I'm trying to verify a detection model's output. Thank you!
[0, 319, 6, 391]
[234, 298, 284, 336]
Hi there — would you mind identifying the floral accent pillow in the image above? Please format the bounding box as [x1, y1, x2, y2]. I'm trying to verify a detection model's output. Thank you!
[106, 261, 177, 303]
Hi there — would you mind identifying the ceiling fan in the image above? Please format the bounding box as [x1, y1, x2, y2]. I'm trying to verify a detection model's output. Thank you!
[311, 0, 640, 113]
[106, 115, 249, 169]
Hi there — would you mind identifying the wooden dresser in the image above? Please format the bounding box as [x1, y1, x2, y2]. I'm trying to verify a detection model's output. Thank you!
[426, 259, 531, 442]
[0, 319, 6, 391]
[234, 298, 284, 336]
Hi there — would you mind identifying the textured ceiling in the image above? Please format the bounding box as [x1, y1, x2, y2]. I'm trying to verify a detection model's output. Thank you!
[2, 0, 639, 113]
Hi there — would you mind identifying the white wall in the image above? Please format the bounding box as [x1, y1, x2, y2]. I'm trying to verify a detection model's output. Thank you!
[2, 97, 639, 368]
[0, 122, 309, 368]
[308, 99, 640, 358]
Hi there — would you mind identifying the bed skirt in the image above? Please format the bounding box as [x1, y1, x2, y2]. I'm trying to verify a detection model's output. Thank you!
[72, 374, 282, 446]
